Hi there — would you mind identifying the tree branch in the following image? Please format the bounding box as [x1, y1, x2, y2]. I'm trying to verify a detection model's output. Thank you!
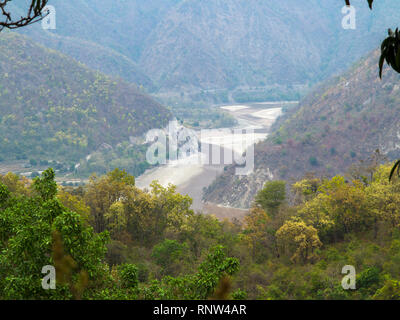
[0, 0, 49, 32]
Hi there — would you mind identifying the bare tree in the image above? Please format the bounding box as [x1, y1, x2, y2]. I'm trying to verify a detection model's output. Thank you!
[0, 0, 48, 31]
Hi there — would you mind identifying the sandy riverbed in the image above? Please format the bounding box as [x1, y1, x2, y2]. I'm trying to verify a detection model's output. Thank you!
[136, 102, 292, 213]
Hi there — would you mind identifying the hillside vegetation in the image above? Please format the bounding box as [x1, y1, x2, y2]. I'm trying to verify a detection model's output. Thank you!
[17, 30, 155, 91]
[204, 49, 400, 208]
[1, 163, 400, 299]
[0, 33, 171, 168]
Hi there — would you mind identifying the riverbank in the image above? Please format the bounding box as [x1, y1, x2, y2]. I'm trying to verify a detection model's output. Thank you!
[135, 101, 296, 218]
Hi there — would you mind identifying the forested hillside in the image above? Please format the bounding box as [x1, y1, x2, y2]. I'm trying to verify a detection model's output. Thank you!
[204, 49, 400, 208]
[0, 33, 171, 166]
[15, 0, 176, 91]
[2, 164, 400, 300]
[17, 30, 155, 90]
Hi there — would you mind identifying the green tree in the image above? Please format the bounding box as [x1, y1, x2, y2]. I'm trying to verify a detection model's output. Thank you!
[0, 168, 109, 299]
[374, 280, 400, 300]
[241, 207, 274, 261]
[84, 168, 135, 234]
[151, 239, 187, 276]
[32, 167, 57, 201]
[357, 266, 383, 298]
[0, 182, 9, 206]
[118, 264, 139, 289]
[124, 181, 193, 247]
[255, 180, 286, 216]
[276, 217, 322, 264]
[146, 245, 240, 300]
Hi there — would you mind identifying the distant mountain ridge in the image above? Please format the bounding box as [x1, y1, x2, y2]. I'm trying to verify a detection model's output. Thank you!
[203, 49, 400, 208]
[15, 0, 177, 91]
[14, 0, 400, 100]
[0, 32, 171, 164]
[17, 28, 155, 91]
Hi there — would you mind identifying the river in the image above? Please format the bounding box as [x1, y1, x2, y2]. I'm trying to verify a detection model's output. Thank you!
[136, 101, 296, 216]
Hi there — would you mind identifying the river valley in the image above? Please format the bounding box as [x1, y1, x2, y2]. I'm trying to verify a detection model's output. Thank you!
[135, 101, 296, 219]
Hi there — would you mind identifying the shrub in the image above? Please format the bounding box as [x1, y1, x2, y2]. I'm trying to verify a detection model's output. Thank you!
[118, 264, 139, 289]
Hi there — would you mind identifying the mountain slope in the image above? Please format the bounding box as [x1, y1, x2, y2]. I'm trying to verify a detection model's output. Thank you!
[15, 0, 177, 90]
[37, 34, 155, 90]
[140, 0, 329, 90]
[0, 33, 171, 163]
[141, 0, 400, 92]
[13, 0, 400, 97]
[204, 49, 400, 208]
[17, 29, 154, 90]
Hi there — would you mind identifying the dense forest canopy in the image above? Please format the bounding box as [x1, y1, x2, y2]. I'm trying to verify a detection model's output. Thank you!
[1, 162, 400, 299]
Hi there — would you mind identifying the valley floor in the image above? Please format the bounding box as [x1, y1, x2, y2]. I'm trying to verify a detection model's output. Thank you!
[136, 101, 295, 218]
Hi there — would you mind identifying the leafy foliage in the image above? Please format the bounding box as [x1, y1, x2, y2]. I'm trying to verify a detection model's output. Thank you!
[0, 168, 109, 299]
[1, 162, 400, 300]
[255, 181, 286, 216]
